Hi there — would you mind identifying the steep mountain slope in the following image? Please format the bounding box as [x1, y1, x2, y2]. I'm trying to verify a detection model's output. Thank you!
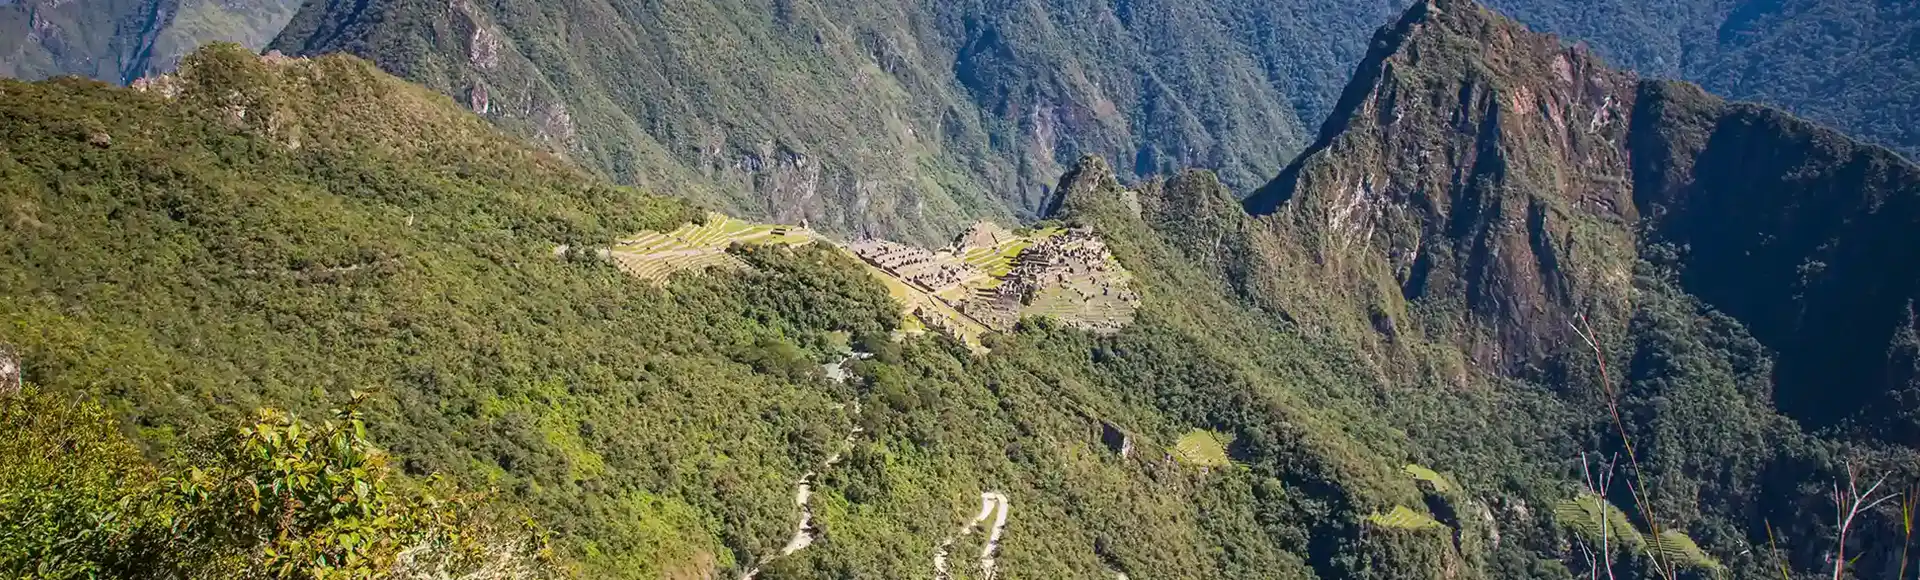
[9, 0, 1915, 218]
[1247, 0, 1920, 440]
[1245, 0, 1645, 373]
[0, 45, 1494, 580]
[0, 0, 300, 82]
[1629, 80, 1920, 440]
[1485, 0, 1920, 159]
[1227, 1, 1920, 575]
[266, 0, 1421, 243]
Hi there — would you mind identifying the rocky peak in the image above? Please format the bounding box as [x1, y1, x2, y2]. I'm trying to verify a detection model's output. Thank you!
[1043, 155, 1121, 220]
[1233, 0, 1920, 436]
[1244, 0, 1641, 371]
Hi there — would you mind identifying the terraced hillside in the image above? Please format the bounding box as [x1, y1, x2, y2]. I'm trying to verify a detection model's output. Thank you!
[844, 222, 1140, 346]
[605, 212, 815, 282]
[612, 213, 1138, 349]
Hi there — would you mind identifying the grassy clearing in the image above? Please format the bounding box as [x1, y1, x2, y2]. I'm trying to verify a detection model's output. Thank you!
[1173, 430, 1231, 467]
[1402, 464, 1455, 493]
[1366, 505, 1443, 530]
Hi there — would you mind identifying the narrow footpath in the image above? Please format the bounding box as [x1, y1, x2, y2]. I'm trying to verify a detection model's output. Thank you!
[933, 492, 1012, 580]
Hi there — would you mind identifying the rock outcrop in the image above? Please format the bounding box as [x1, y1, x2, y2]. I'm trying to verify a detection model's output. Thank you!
[1243, 0, 1920, 436]
[1245, 0, 1642, 371]
[0, 345, 19, 397]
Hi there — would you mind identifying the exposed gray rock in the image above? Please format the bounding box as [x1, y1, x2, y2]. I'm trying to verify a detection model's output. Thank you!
[0, 345, 19, 397]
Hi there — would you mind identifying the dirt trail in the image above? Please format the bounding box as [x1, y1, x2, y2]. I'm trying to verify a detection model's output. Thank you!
[739, 357, 865, 580]
[933, 492, 1012, 580]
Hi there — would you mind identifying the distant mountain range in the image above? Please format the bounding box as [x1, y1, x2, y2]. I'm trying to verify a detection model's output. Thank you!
[0, 0, 300, 83]
[5, 1, 1920, 579]
[11, 0, 1911, 241]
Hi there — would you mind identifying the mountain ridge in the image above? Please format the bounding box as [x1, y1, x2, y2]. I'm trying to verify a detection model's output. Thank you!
[1, 0, 301, 83]
[8, 1, 1920, 579]
[264, 0, 1434, 243]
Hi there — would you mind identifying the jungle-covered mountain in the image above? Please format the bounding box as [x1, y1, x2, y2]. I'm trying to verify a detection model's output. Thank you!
[1224, 0, 1920, 575]
[11, 0, 1914, 242]
[6, 2, 1920, 580]
[265, 0, 1418, 244]
[261, 0, 1920, 244]
[1481, 0, 1920, 160]
[0, 0, 301, 82]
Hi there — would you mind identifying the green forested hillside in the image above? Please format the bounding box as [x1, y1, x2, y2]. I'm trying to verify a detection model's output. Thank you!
[1239, 0, 1920, 577]
[0, 0, 301, 83]
[9, 2, 1920, 580]
[1485, 0, 1920, 159]
[266, 0, 1424, 243]
[0, 44, 1495, 579]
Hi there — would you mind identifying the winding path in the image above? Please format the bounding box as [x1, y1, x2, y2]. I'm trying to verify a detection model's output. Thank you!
[933, 492, 1012, 580]
[738, 357, 866, 580]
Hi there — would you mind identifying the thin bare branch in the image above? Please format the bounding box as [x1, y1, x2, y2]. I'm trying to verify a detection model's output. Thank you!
[1829, 462, 1900, 580]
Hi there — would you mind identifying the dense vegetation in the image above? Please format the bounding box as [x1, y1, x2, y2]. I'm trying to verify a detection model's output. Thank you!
[0, 0, 300, 83]
[1234, 1, 1920, 577]
[1486, 0, 1920, 160]
[0, 44, 1478, 579]
[1, 385, 553, 579]
[7, 1, 1920, 579]
[265, 0, 1436, 243]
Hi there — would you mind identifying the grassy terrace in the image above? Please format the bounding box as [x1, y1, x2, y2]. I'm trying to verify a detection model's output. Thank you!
[959, 226, 1063, 277]
[1173, 430, 1231, 468]
[607, 213, 814, 282]
[606, 217, 1119, 352]
[1366, 506, 1444, 530]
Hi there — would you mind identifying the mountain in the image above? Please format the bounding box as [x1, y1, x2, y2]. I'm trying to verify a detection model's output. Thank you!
[0, 45, 1459, 580]
[7, 2, 1920, 580]
[1482, 0, 1920, 160]
[264, 0, 1430, 243]
[1246, 0, 1920, 441]
[7, 0, 1916, 241]
[262, 0, 1920, 246]
[0, 0, 301, 83]
[1225, 0, 1920, 574]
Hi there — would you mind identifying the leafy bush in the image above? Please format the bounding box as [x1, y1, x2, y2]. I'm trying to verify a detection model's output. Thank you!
[0, 386, 549, 579]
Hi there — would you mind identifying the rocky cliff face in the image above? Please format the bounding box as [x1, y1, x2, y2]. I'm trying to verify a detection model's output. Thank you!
[1246, 0, 1920, 438]
[1246, 0, 1642, 372]
[265, 0, 1423, 244]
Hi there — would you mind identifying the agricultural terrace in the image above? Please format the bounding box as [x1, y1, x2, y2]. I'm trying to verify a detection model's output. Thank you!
[959, 226, 1064, 277]
[1366, 505, 1444, 530]
[607, 213, 814, 282]
[1173, 430, 1231, 468]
